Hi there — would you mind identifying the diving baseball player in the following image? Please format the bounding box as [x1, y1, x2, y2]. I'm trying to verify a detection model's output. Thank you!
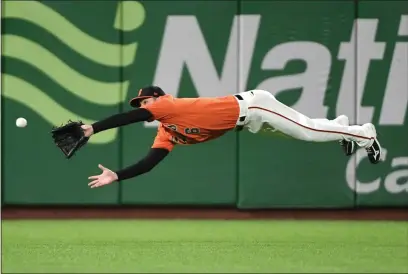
[83, 86, 382, 188]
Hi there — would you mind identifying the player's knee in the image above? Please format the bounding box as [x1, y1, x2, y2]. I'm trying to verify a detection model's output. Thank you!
[289, 130, 314, 141]
[251, 90, 274, 104]
[253, 90, 272, 98]
[302, 132, 318, 142]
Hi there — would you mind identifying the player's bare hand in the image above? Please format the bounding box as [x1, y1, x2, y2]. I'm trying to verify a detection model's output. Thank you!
[81, 124, 94, 138]
[88, 164, 118, 188]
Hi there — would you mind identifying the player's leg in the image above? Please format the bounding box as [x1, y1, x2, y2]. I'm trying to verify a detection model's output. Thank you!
[313, 116, 356, 156]
[246, 90, 381, 163]
[268, 115, 355, 155]
[333, 115, 357, 156]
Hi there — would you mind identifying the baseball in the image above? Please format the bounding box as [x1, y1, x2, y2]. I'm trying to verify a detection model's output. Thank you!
[16, 117, 27, 128]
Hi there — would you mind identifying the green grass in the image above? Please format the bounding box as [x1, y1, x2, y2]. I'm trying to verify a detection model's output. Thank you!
[2, 220, 408, 273]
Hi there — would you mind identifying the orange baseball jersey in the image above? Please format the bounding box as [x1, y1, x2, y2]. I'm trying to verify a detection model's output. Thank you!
[140, 94, 240, 151]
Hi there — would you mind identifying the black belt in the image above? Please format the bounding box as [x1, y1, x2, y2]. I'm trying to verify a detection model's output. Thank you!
[234, 94, 246, 132]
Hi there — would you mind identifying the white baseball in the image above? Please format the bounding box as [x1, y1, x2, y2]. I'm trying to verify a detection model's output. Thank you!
[16, 117, 27, 128]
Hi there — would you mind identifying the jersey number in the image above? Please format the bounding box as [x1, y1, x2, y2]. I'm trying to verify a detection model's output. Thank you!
[167, 125, 177, 131]
[185, 128, 200, 134]
[172, 136, 187, 144]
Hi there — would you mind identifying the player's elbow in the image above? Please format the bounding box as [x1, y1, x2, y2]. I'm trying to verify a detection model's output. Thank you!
[144, 166, 154, 173]
[146, 162, 161, 173]
[141, 161, 159, 174]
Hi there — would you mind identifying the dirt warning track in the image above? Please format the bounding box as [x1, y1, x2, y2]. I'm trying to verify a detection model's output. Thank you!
[2, 207, 407, 221]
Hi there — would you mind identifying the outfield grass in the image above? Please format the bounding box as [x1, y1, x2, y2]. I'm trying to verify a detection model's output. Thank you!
[2, 220, 407, 273]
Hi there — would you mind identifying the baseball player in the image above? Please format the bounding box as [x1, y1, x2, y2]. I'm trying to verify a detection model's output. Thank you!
[83, 86, 382, 188]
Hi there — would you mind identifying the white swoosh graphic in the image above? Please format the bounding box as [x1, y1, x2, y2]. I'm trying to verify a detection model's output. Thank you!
[3, 34, 128, 105]
[2, 1, 136, 67]
[2, 74, 117, 144]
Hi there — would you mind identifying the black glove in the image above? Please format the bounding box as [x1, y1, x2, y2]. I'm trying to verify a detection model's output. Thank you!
[51, 120, 89, 158]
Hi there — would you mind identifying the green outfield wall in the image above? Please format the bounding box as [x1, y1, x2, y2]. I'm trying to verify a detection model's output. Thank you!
[2, 0, 407, 207]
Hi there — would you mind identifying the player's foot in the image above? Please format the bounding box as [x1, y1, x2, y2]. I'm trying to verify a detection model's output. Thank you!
[362, 123, 382, 164]
[334, 115, 356, 156]
[366, 139, 382, 164]
[340, 139, 356, 156]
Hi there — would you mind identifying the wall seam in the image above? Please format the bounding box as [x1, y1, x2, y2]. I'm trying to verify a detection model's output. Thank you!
[353, 0, 359, 209]
[118, 2, 124, 206]
[235, 0, 241, 209]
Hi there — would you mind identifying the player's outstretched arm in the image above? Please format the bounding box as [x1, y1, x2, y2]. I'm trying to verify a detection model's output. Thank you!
[115, 148, 169, 181]
[87, 148, 169, 188]
[81, 108, 153, 138]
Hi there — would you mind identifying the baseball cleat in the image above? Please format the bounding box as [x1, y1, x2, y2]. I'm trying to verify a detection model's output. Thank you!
[362, 123, 382, 164]
[334, 115, 356, 156]
[339, 140, 356, 156]
[366, 138, 382, 164]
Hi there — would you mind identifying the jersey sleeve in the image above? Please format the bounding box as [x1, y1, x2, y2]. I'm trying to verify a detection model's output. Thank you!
[151, 125, 175, 152]
[141, 96, 176, 121]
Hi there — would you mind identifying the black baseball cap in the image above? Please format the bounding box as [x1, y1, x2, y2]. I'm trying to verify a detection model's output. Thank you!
[129, 86, 166, 108]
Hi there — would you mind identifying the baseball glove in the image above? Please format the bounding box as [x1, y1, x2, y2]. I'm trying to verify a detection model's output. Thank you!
[51, 120, 89, 159]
